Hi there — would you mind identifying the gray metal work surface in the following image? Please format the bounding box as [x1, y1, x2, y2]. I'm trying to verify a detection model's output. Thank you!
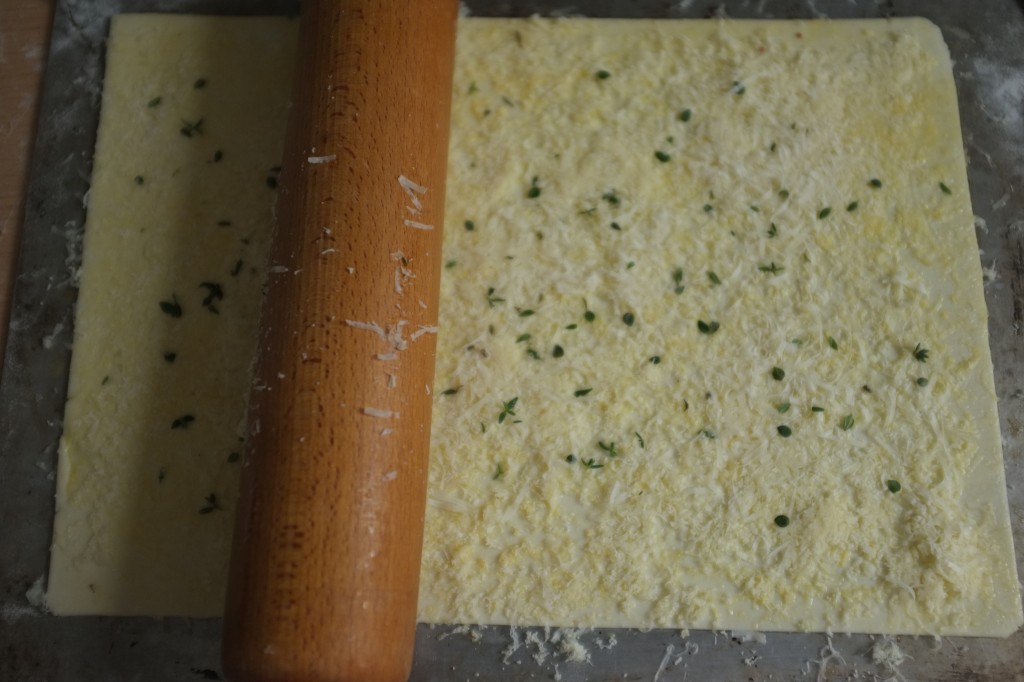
[2, 0, 1023, 680]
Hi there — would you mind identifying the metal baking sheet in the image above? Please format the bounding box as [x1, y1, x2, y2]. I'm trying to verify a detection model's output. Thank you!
[2, 1, 1022, 680]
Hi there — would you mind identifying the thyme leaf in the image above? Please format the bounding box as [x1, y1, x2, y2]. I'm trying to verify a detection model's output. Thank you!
[159, 295, 183, 318]
[527, 175, 541, 199]
[171, 414, 195, 430]
[199, 493, 222, 514]
[486, 287, 505, 307]
[498, 397, 518, 424]
[199, 282, 223, 314]
[697, 320, 720, 335]
[180, 118, 205, 137]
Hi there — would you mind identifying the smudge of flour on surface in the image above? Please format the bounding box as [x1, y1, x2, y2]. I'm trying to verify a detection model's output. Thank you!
[0, 576, 48, 623]
[670, 0, 697, 14]
[25, 576, 47, 611]
[41, 322, 64, 349]
[982, 258, 999, 284]
[804, 0, 828, 19]
[972, 57, 1024, 149]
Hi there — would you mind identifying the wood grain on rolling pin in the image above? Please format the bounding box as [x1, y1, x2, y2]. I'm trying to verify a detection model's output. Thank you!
[222, 2, 458, 681]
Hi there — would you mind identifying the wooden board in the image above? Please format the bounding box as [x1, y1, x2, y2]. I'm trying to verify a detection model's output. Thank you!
[0, 0, 54, 369]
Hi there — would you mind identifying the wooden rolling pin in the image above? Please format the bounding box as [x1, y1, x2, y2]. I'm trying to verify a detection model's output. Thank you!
[222, 2, 458, 680]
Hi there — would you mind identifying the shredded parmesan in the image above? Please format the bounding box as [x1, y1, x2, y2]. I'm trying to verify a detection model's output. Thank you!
[501, 626, 521, 665]
[418, 17, 1020, 637]
[808, 636, 846, 682]
[653, 644, 674, 681]
[398, 174, 428, 212]
[871, 635, 909, 680]
[361, 407, 398, 419]
[344, 319, 386, 339]
[411, 325, 439, 340]
[553, 629, 589, 664]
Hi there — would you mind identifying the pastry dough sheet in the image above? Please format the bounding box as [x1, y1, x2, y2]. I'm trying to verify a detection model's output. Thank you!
[47, 15, 297, 616]
[49, 15, 1022, 637]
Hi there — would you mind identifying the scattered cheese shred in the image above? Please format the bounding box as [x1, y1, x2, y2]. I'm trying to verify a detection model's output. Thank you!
[307, 154, 336, 164]
[362, 407, 399, 419]
[653, 643, 675, 681]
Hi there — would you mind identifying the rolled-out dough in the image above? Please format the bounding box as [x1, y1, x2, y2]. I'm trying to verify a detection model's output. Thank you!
[47, 15, 297, 616]
[49, 15, 1022, 637]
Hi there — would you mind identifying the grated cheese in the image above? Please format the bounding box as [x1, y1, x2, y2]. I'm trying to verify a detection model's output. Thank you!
[403, 219, 434, 231]
[411, 325, 439, 340]
[344, 319, 386, 339]
[362, 407, 399, 419]
[653, 643, 674, 681]
[419, 17, 1021, 636]
[871, 634, 909, 679]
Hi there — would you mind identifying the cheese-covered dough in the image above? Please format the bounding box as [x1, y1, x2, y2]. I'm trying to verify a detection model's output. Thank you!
[49, 15, 1022, 637]
[422, 18, 1021, 636]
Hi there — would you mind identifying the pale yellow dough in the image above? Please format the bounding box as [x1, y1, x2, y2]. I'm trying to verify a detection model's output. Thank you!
[47, 16, 297, 616]
[49, 15, 1022, 637]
